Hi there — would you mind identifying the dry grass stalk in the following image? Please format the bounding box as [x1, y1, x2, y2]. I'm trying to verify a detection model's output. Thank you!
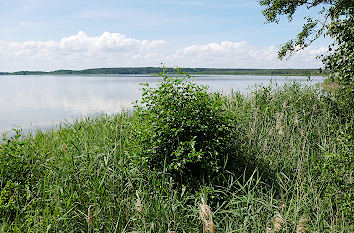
[135, 191, 147, 231]
[280, 192, 285, 214]
[77, 204, 95, 228]
[62, 144, 68, 152]
[276, 113, 284, 136]
[296, 216, 309, 233]
[199, 197, 215, 233]
[275, 113, 283, 129]
[263, 138, 268, 155]
[269, 129, 274, 136]
[265, 222, 273, 233]
[282, 101, 287, 109]
[313, 104, 317, 113]
[294, 114, 299, 124]
[136, 190, 143, 214]
[273, 213, 284, 232]
[265, 213, 285, 233]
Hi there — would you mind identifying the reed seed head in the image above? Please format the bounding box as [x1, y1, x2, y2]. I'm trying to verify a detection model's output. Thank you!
[269, 129, 274, 136]
[273, 213, 284, 232]
[199, 197, 215, 233]
[296, 216, 309, 233]
[276, 113, 283, 131]
[283, 101, 287, 109]
[135, 191, 143, 214]
[265, 222, 273, 233]
[295, 114, 299, 124]
[313, 104, 317, 113]
[263, 139, 268, 151]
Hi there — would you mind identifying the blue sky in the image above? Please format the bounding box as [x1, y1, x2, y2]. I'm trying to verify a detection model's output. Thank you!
[0, 0, 330, 71]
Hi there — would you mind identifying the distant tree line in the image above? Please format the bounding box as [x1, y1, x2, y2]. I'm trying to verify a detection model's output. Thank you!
[0, 67, 325, 76]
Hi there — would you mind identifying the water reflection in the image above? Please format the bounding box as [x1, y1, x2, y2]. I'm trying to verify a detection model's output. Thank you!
[0, 75, 324, 134]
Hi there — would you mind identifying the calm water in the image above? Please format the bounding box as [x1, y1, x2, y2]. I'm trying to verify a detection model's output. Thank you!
[0, 75, 324, 134]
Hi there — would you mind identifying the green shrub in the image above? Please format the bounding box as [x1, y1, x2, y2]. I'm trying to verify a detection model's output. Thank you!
[0, 129, 42, 220]
[137, 70, 239, 183]
[0, 129, 27, 217]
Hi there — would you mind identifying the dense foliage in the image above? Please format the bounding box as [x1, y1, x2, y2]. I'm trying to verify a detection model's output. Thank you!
[260, 0, 353, 57]
[0, 129, 41, 219]
[322, 12, 354, 115]
[136, 71, 243, 184]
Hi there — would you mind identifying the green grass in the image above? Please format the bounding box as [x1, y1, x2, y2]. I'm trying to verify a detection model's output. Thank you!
[0, 81, 352, 232]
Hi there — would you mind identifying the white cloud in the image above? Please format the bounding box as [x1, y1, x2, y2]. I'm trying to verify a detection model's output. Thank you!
[162, 41, 325, 68]
[0, 31, 327, 72]
[0, 31, 167, 71]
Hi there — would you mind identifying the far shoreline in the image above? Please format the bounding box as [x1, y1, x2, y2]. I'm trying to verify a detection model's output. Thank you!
[0, 67, 327, 77]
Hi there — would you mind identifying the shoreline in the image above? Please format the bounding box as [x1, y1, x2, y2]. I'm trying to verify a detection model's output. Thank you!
[0, 67, 326, 77]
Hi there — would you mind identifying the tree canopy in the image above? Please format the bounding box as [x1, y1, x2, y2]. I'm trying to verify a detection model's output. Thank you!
[260, 0, 353, 112]
[260, 0, 353, 58]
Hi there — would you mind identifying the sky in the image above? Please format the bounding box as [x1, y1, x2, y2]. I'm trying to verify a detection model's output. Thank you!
[0, 0, 331, 72]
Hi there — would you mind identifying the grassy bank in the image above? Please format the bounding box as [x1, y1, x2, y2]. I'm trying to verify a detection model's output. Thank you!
[0, 75, 352, 232]
[316, 78, 342, 92]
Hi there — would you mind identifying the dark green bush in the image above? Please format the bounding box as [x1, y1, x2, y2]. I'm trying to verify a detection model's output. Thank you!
[0, 130, 27, 217]
[0, 129, 41, 219]
[137, 70, 239, 183]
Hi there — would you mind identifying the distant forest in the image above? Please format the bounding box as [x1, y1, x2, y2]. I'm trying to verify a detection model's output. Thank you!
[0, 67, 326, 76]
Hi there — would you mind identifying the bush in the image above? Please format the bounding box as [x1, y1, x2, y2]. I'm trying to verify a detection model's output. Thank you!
[0, 129, 43, 220]
[137, 70, 239, 183]
[0, 129, 27, 217]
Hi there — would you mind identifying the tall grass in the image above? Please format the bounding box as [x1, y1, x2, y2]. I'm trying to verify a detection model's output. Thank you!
[0, 81, 352, 232]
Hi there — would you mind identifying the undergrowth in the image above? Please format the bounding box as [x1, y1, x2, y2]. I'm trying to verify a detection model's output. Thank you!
[0, 73, 352, 232]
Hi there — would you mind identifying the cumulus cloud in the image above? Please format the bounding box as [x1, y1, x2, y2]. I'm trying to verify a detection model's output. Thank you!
[162, 41, 325, 68]
[0, 31, 166, 71]
[0, 31, 326, 71]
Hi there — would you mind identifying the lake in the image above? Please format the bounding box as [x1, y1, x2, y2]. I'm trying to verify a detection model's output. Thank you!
[0, 75, 325, 134]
